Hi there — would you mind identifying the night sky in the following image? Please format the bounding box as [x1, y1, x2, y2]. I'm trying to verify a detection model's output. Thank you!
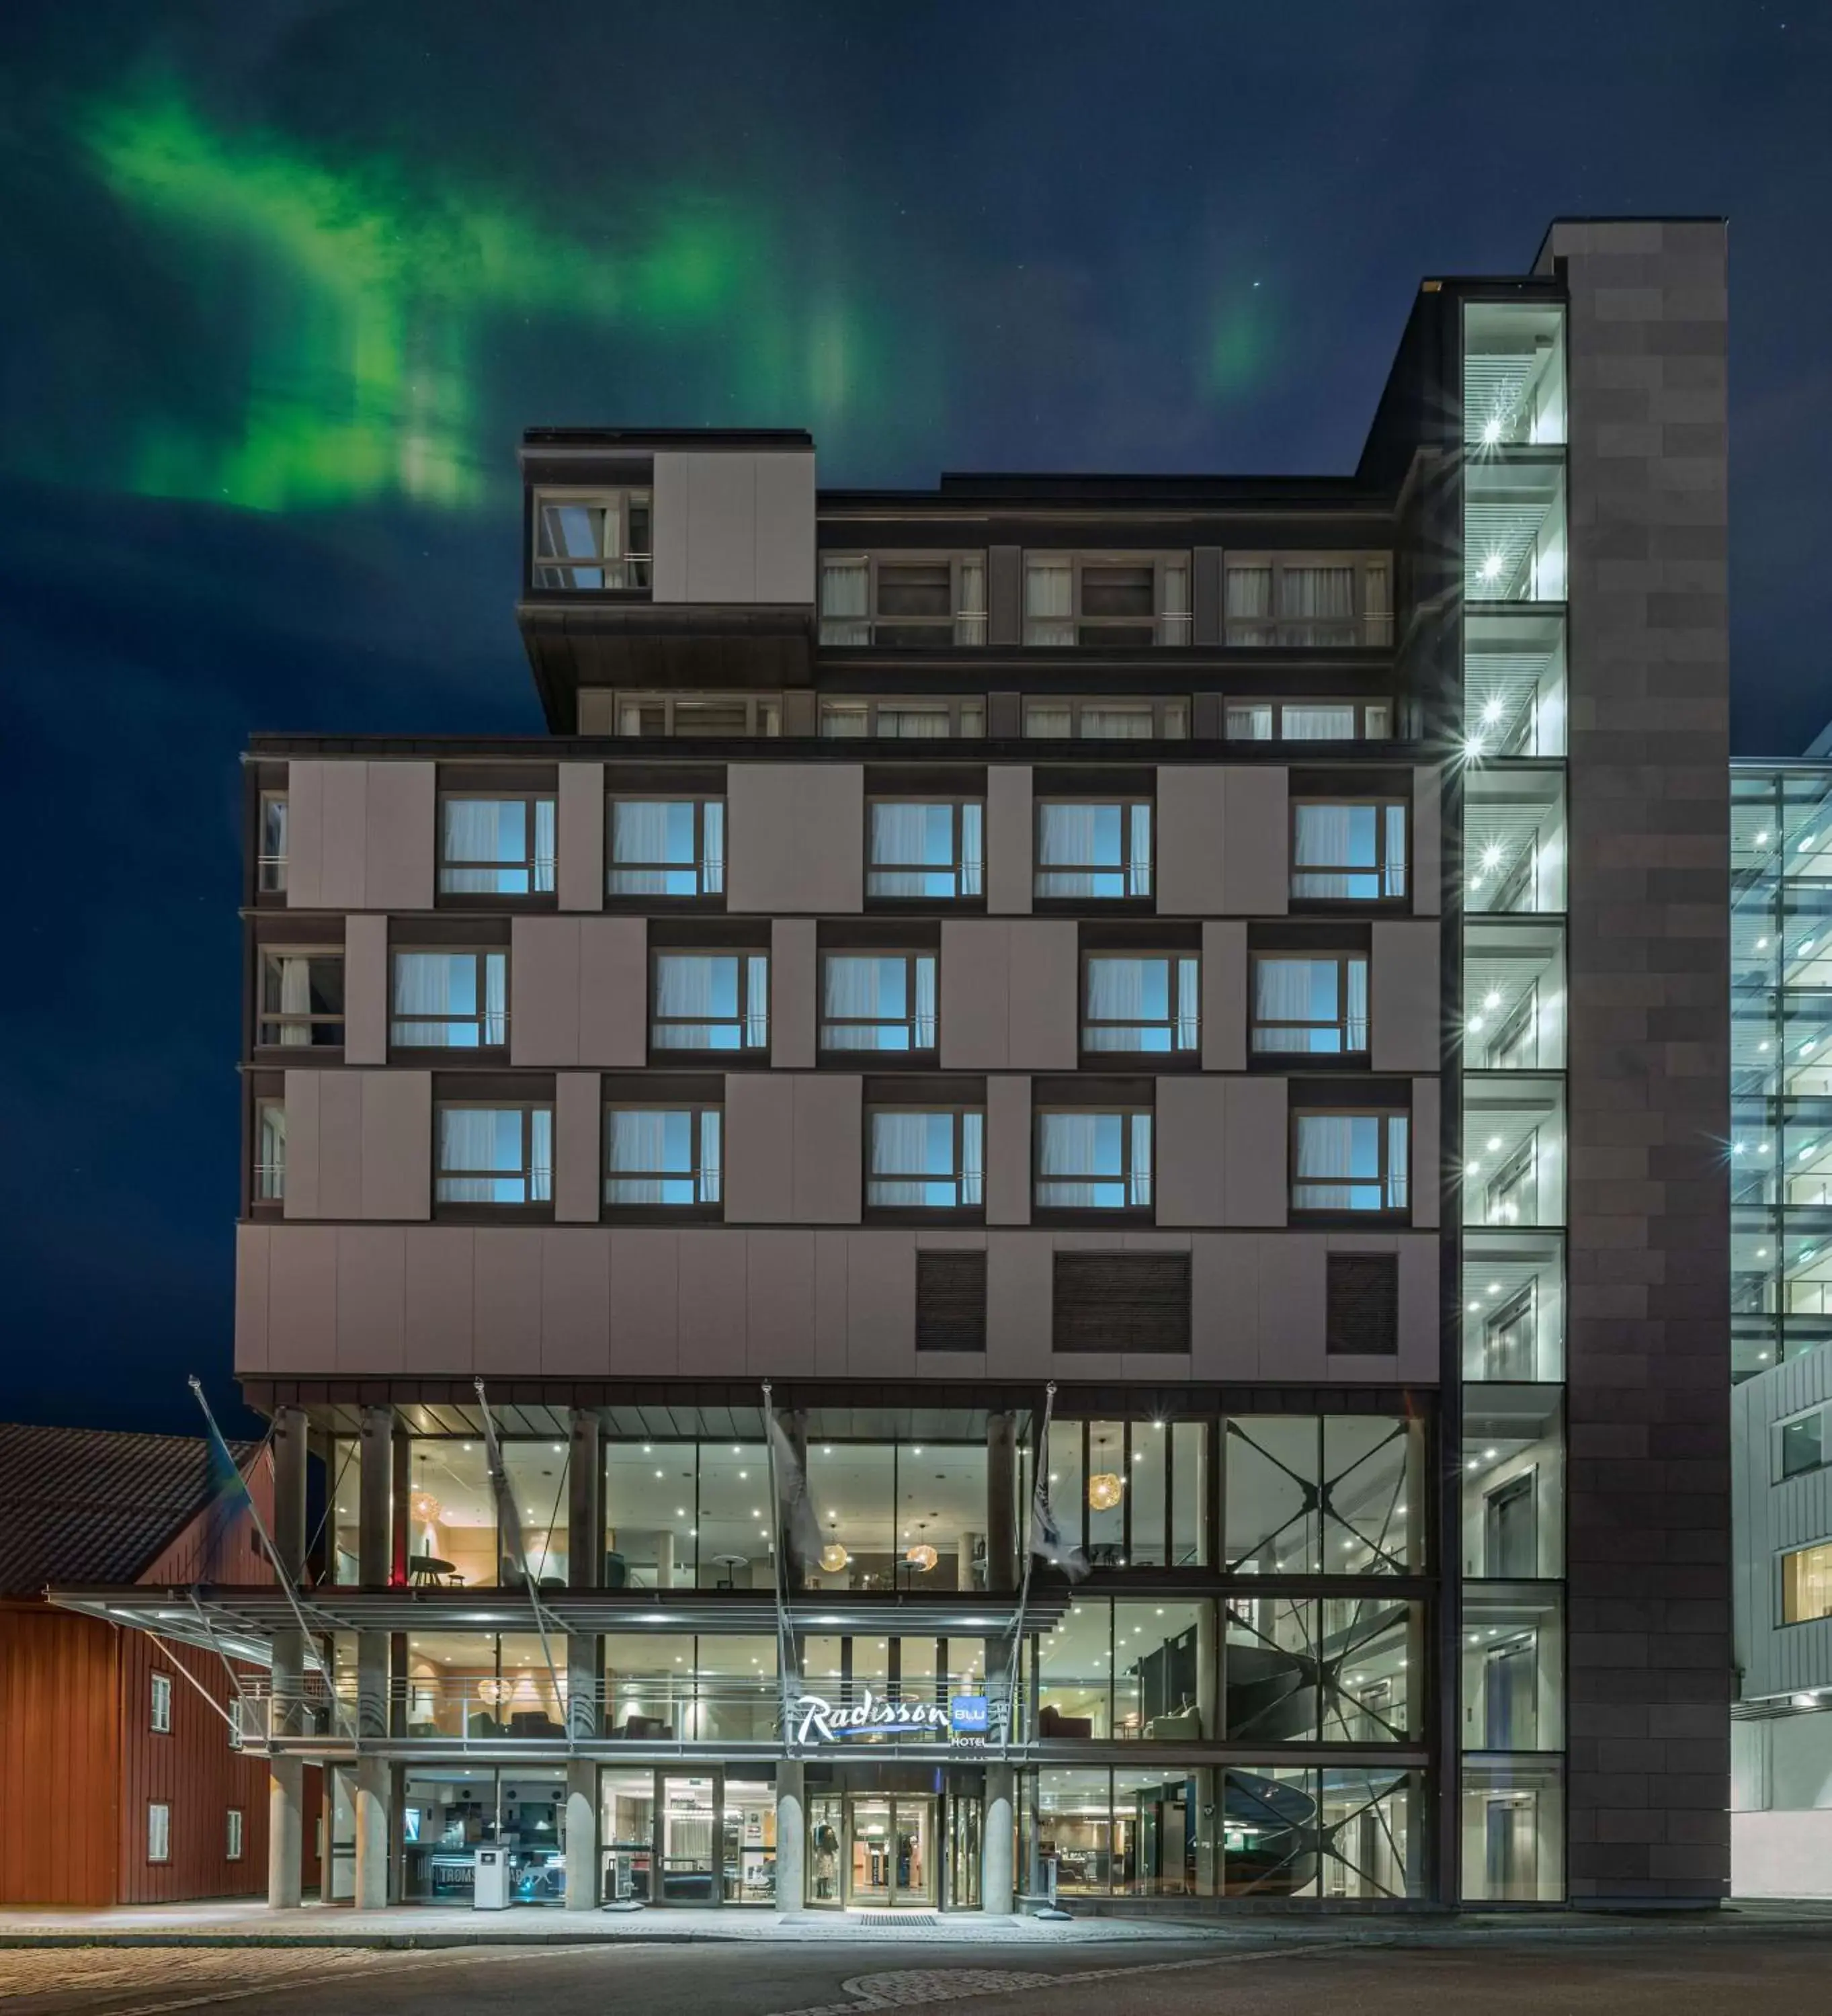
[2, 1, 1827, 1434]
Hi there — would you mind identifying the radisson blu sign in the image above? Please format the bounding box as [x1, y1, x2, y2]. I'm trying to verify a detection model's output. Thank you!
[790, 1688, 995, 1746]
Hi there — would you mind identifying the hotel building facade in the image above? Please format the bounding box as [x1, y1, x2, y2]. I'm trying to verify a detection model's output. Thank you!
[62, 217, 1731, 1915]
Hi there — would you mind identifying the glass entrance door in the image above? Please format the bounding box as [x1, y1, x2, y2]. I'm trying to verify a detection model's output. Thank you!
[845, 1794, 937, 1908]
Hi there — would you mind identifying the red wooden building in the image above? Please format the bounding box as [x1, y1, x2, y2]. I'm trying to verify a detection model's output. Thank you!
[0, 1423, 321, 1906]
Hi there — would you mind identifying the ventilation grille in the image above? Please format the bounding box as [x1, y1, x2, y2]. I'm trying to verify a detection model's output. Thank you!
[1052, 1253, 1191, 1355]
[917, 1251, 987, 1353]
[1327, 1253, 1399, 1356]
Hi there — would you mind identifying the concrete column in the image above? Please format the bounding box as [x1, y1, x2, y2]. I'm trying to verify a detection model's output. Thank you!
[569, 1409, 604, 1590]
[267, 1755, 304, 1909]
[776, 1759, 806, 1914]
[568, 1631, 602, 1742]
[1194, 1599, 1220, 1896]
[358, 1404, 393, 1587]
[986, 1413, 1018, 1593]
[267, 1406, 309, 1910]
[565, 1759, 599, 1911]
[354, 1755, 390, 1910]
[655, 1529, 675, 1590]
[984, 1763, 1015, 1915]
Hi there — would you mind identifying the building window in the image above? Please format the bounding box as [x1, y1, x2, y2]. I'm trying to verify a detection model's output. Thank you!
[1024, 554, 1191, 647]
[1035, 802, 1153, 900]
[1081, 954, 1199, 1056]
[1224, 554, 1391, 646]
[821, 952, 938, 1054]
[391, 950, 507, 1049]
[1327, 1254, 1399, 1355]
[1485, 1137, 1537, 1226]
[1251, 954, 1369, 1054]
[1052, 1253, 1191, 1353]
[605, 1107, 722, 1207]
[916, 1251, 987, 1351]
[1782, 1542, 1832, 1626]
[436, 1105, 553, 1206]
[1036, 1109, 1153, 1212]
[151, 1672, 173, 1734]
[257, 793, 288, 892]
[147, 1802, 171, 1864]
[1291, 802, 1408, 901]
[868, 1109, 983, 1210]
[254, 1098, 286, 1204]
[819, 554, 988, 646]
[439, 797, 556, 896]
[257, 950, 345, 1048]
[868, 802, 984, 900]
[532, 488, 652, 591]
[1225, 701, 1392, 741]
[1024, 698, 1190, 740]
[820, 697, 987, 737]
[610, 692, 782, 737]
[651, 952, 769, 1052]
[1780, 1407, 1827, 1481]
[608, 800, 724, 898]
[1293, 1112, 1410, 1214]
[226, 1808, 245, 1861]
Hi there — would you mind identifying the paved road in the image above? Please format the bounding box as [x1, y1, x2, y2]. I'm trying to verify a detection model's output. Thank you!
[4, 1930, 1832, 2016]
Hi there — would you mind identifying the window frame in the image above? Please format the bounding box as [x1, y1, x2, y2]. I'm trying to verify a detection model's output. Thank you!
[648, 948, 771, 1057]
[257, 792, 288, 894]
[865, 797, 987, 905]
[433, 1100, 555, 1213]
[864, 1103, 986, 1218]
[1022, 696, 1190, 741]
[1022, 550, 1193, 648]
[389, 948, 509, 1052]
[1782, 1540, 1832, 1626]
[819, 948, 940, 1058]
[436, 791, 557, 901]
[1033, 1105, 1156, 1217]
[147, 1801, 171, 1865]
[1290, 1107, 1412, 1218]
[1222, 551, 1392, 648]
[151, 1671, 173, 1734]
[530, 485, 653, 593]
[1778, 1405, 1828, 1482]
[819, 550, 989, 648]
[819, 696, 988, 739]
[226, 1807, 245, 1861]
[606, 796, 726, 902]
[1224, 700, 1392, 742]
[1289, 797, 1410, 904]
[255, 947, 346, 1050]
[1079, 950, 1201, 1063]
[1034, 798, 1155, 904]
[1249, 950, 1371, 1058]
[609, 692, 782, 738]
[603, 1103, 724, 1216]
[253, 1095, 286, 1209]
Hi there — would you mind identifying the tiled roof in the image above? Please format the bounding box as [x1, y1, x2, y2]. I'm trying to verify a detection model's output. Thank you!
[0, 1424, 255, 1598]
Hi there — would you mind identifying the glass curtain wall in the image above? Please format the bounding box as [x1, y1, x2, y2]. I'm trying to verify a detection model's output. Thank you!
[1460, 296, 1570, 1900]
[1731, 763, 1832, 1373]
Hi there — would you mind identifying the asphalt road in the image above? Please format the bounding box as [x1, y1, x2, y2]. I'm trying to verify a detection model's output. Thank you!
[3, 1930, 1831, 2016]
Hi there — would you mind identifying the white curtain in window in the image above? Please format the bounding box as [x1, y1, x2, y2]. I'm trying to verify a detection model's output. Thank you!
[1226, 705, 1274, 741]
[821, 705, 871, 738]
[1226, 566, 1272, 618]
[1254, 958, 1319, 1050]
[823, 956, 889, 1048]
[1175, 958, 1199, 1049]
[1085, 956, 1148, 1048]
[483, 954, 507, 1045]
[913, 955, 937, 1047]
[1281, 566, 1356, 619]
[1384, 805, 1409, 896]
[610, 802, 674, 894]
[961, 1111, 985, 1206]
[1282, 706, 1358, 740]
[1026, 560, 1075, 644]
[1128, 804, 1153, 896]
[444, 800, 506, 866]
[1345, 958, 1370, 1050]
[1130, 1114, 1153, 1205]
[1294, 804, 1355, 898]
[533, 800, 556, 893]
[868, 803, 932, 896]
[1296, 1114, 1359, 1208]
[960, 802, 985, 896]
[438, 1109, 506, 1202]
[657, 954, 717, 1021]
[608, 1109, 673, 1204]
[699, 1110, 722, 1202]
[1037, 802, 1102, 896]
[1079, 706, 1154, 739]
[956, 558, 988, 645]
[880, 707, 952, 739]
[1038, 1113, 1104, 1204]
[392, 952, 457, 1044]
[1159, 560, 1190, 644]
[821, 560, 869, 644]
[529, 1109, 553, 1201]
[278, 954, 314, 1046]
[1025, 703, 1075, 739]
[1386, 1116, 1410, 1208]
[870, 1111, 935, 1205]
[702, 803, 725, 893]
[745, 954, 769, 1048]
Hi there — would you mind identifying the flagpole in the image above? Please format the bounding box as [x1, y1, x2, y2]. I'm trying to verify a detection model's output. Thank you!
[1001, 1381, 1055, 1759]
[473, 1378, 569, 1744]
[761, 1382, 797, 1751]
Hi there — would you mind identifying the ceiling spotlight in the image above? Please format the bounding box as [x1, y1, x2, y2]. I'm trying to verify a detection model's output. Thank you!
[1483, 991, 1502, 1011]
[1754, 831, 1769, 846]
[1481, 696, 1505, 724]
[1482, 418, 1503, 446]
[1487, 1136, 1503, 1152]
[1479, 552, 1504, 581]
[1468, 1015, 1486, 1034]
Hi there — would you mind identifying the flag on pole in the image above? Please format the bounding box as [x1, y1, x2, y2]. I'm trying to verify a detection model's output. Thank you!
[194, 1395, 252, 1586]
[767, 1411, 827, 1568]
[1030, 1460, 1089, 1581]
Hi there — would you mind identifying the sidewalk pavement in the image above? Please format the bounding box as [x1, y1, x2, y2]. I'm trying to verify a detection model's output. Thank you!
[3, 1896, 1832, 1949]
